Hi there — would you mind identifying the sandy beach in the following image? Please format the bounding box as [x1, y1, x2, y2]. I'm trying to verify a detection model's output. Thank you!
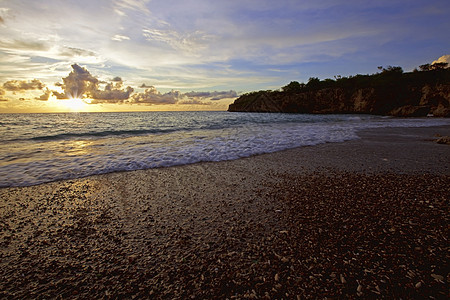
[1, 126, 449, 299]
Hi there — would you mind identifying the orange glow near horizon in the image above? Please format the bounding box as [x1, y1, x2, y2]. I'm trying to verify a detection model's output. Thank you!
[0, 92, 235, 113]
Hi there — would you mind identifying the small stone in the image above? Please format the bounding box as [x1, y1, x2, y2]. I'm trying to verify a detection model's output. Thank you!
[128, 255, 138, 264]
[275, 273, 279, 281]
[415, 282, 422, 288]
[431, 274, 444, 281]
[340, 274, 346, 284]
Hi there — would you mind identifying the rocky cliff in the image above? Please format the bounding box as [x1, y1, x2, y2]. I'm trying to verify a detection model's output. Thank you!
[228, 69, 450, 117]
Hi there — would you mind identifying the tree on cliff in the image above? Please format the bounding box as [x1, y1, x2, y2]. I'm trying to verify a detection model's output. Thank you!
[306, 77, 321, 89]
[281, 81, 304, 92]
[431, 62, 448, 70]
[380, 66, 403, 74]
[419, 62, 447, 71]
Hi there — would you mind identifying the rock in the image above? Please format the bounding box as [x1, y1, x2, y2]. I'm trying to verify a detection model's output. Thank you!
[431, 106, 450, 117]
[436, 136, 450, 145]
[228, 70, 450, 116]
[388, 105, 430, 117]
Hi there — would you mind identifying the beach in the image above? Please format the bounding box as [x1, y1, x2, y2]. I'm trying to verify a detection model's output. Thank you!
[0, 126, 449, 298]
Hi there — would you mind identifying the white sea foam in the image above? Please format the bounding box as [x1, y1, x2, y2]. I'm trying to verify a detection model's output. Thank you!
[0, 112, 448, 187]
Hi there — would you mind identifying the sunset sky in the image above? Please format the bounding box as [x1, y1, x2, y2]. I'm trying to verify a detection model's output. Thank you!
[0, 0, 449, 113]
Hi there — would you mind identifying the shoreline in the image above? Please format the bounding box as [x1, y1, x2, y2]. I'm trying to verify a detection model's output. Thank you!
[2, 124, 450, 189]
[1, 126, 449, 298]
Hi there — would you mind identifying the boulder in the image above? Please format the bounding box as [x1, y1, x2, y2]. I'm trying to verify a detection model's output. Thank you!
[388, 105, 430, 117]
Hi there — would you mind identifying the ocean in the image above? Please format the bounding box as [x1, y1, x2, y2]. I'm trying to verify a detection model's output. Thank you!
[0, 111, 448, 187]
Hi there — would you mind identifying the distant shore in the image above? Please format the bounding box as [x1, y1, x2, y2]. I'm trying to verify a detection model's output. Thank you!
[1, 126, 449, 298]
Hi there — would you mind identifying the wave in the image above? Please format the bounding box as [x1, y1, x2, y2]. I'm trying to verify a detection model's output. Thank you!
[16, 128, 180, 142]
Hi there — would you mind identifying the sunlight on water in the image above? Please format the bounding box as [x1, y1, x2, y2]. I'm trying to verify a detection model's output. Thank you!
[66, 140, 93, 156]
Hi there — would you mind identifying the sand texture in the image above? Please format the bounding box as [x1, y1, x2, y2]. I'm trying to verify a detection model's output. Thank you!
[0, 126, 449, 299]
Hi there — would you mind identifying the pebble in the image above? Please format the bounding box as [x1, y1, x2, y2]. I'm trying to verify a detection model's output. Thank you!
[0, 171, 448, 299]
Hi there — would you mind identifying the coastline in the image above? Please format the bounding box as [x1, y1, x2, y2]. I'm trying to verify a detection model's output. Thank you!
[1, 126, 449, 298]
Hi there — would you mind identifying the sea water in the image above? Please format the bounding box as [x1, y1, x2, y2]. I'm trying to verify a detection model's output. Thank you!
[0, 111, 448, 187]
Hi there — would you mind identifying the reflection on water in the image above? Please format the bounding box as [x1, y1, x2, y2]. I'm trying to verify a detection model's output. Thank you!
[66, 140, 93, 156]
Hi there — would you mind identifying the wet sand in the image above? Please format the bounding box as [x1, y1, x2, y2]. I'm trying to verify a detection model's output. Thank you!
[0, 126, 449, 299]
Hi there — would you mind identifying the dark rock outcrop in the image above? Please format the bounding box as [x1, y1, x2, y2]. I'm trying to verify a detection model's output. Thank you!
[228, 69, 450, 117]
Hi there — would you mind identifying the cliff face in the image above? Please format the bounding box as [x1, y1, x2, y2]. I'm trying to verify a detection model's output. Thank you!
[228, 70, 450, 117]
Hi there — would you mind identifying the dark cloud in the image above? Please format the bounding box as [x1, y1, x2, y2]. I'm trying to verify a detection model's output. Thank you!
[3, 79, 45, 91]
[51, 90, 67, 100]
[130, 87, 180, 105]
[140, 83, 153, 88]
[184, 90, 238, 100]
[0, 16, 4, 24]
[89, 82, 134, 104]
[112, 77, 123, 82]
[56, 64, 98, 99]
[35, 89, 52, 101]
[54, 64, 133, 102]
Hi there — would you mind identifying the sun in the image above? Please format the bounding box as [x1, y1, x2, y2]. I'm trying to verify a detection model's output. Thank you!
[65, 97, 88, 112]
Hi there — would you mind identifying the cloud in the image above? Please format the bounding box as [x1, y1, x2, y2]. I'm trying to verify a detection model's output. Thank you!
[432, 54, 450, 66]
[112, 34, 130, 41]
[140, 83, 153, 88]
[178, 99, 211, 105]
[3, 79, 45, 91]
[58, 47, 98, 59]
[184, 90, 238, 100]
[0, 88, 7, 101]
[113, 0, 151, 16]
[142, 28, 212, 54]
[0, 7, 7, 24]
[130, 86, 180, 105]
[0, 39, 50, 52]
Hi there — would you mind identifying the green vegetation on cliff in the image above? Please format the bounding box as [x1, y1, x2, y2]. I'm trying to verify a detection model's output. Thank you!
[228, 64, 450, 117]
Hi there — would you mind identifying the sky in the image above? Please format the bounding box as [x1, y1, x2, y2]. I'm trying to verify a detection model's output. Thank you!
[0, 0, 449, 113]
